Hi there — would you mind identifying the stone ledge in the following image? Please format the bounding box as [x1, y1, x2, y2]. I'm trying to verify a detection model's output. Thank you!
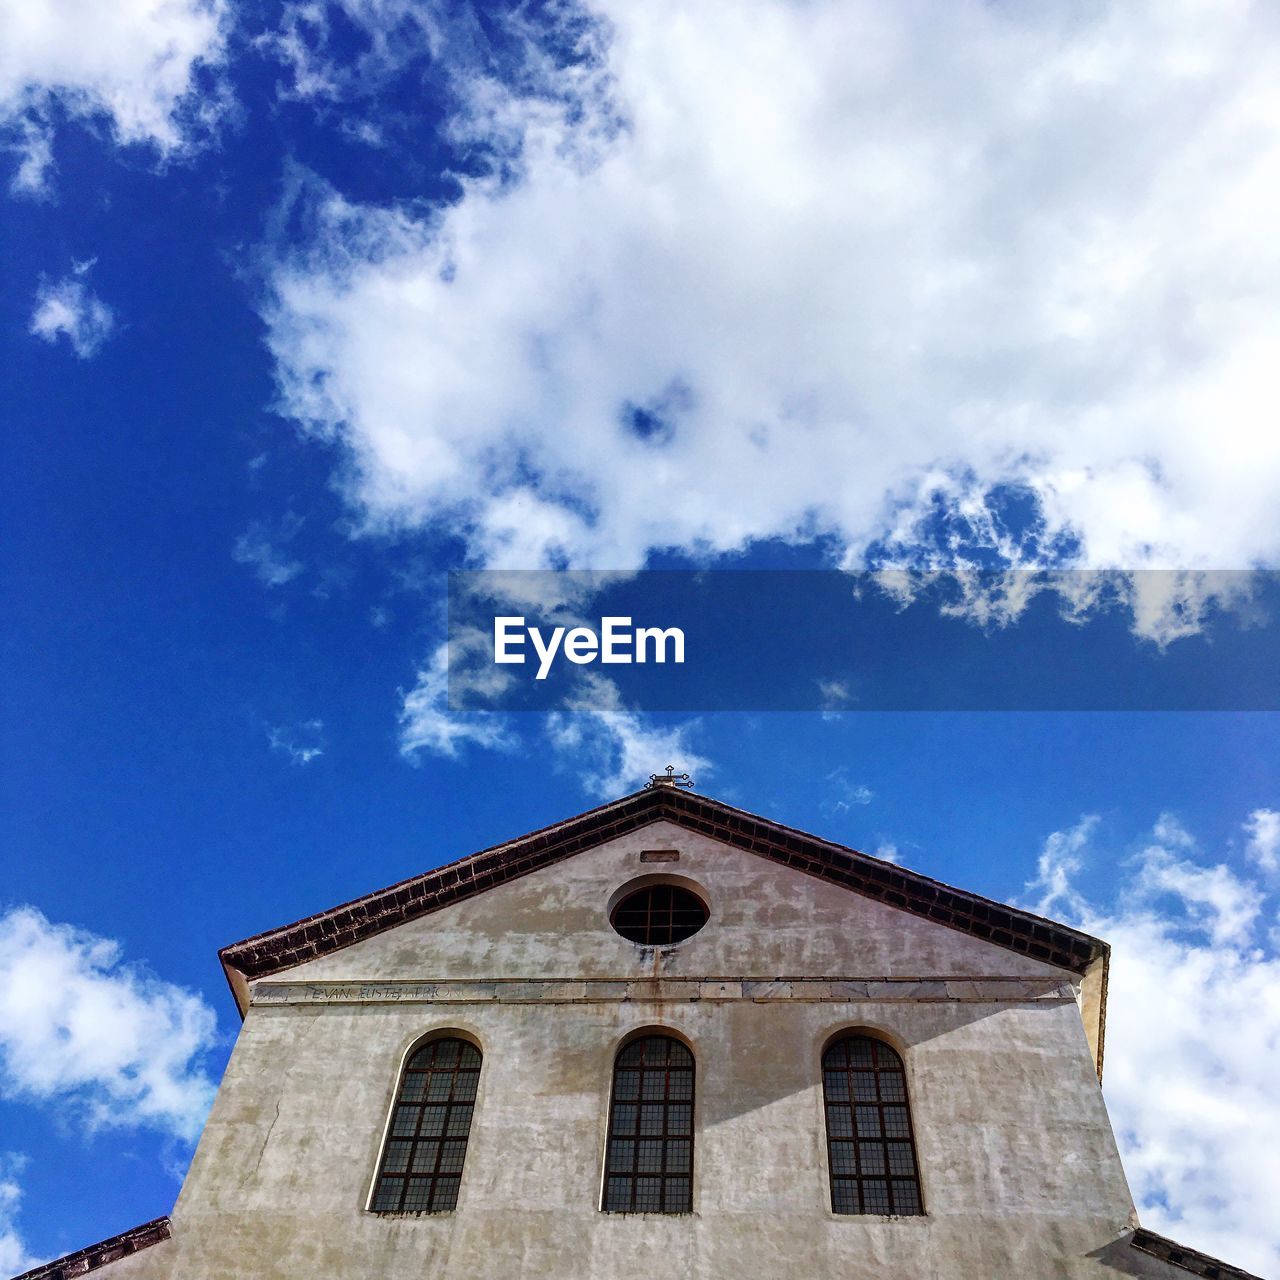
[249, 975, 1076, 1008]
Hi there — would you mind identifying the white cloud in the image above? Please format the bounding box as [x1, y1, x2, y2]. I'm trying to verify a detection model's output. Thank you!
[0, 0, 228, 189]
[267, 719, 325, 765]
[545, 673, 710, 799]
[0, 907, 218, 1143]
[232, 518, 303, 587]
[1020, 814, 1280, 1276]
[0, 1154, 38, 1277]
[29, 277, 115, 359]
[1130, 817, 1262, 947]
[1244, 808, 1280, 874]
[263, 0, 1280, 614]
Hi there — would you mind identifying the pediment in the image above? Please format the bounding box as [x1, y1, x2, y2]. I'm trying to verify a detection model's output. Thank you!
[220, 787, 1109, 1073]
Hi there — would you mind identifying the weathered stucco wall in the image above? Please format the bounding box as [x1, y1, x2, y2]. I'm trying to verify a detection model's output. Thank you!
[93, 820, 1198, 1279]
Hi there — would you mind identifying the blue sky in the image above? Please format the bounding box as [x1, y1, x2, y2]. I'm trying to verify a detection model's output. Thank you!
[2, 0, 1279, 1274]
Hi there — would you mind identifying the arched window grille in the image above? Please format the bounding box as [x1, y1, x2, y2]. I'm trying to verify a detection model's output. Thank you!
[371, 1037, 480, 1213]
[821, 1035, 923, 1216]
[602, 1035, 694, 1213]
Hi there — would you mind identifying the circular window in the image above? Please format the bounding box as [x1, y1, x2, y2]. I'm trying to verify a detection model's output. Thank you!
[610, 883, 709, 945]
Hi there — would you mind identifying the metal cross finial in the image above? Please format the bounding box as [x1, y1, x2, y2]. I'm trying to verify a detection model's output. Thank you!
[647, 765, 693, 789]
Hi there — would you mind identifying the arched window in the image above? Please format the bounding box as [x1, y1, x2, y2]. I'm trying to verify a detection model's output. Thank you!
[371, 1037, 481, 1214]
[822, 1034, 923, 1216]
[602, 1035, 694, 1213]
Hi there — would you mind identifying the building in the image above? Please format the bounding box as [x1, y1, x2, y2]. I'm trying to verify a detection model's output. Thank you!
[17, 777, 1262, 1279]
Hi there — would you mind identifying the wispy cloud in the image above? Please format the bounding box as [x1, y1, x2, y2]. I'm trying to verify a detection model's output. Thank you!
[233, 517, 303, 587]
[1019, 813, 1280, 1276]
[0, 1153, 38, 1277]
[6, 117, 54, 198]
[545, 673, 710, 799]
[0, 906, 218, 1143]
[29, 277, 115, 359]
[399, 640, 516, 760]
[822, 767, 874, 814]
[267, 719, 325, 766]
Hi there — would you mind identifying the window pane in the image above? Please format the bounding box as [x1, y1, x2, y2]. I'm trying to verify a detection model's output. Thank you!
[862, 1180, 891, 1214]
[432, 1177, 460, 1211]
[664, 1178, 691, 1212]
[826, 1105, 854, 1138]
[892, 1181, 921, 1214]
[403, 1178, 432, 1212]
[639, 1105, 664, 1136]
[852, 1072, 877, 1101]
[636, 1140, 664, 1173]
[391, 1105, 419, 1137]
[831, 1181, 859, 1214]
[634, 1178, 663, 1211]
[883, 1107, 910, 1138]
[372, 1039, 480, 1214]
[400, 1075, 427, 1103]
[879, 1072, 905, 1102]
[855, 1106, 881, 1137]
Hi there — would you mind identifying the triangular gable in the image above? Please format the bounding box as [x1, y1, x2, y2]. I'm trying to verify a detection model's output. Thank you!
[219, 784, 1109, 1074]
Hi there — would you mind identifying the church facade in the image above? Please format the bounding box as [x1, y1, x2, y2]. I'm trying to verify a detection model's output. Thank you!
[18, 781, 1261, 1279]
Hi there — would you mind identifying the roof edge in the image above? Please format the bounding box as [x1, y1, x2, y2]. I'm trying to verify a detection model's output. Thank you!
[1130, 1227, 1265, 1280]
[12, 1217, 171, 1280]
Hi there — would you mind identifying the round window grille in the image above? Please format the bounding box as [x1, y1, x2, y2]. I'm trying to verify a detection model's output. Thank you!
[610, 884, 708, 945]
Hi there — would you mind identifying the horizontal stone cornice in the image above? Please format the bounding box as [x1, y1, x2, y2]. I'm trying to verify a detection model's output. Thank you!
[249, 975, 1076, 1008]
